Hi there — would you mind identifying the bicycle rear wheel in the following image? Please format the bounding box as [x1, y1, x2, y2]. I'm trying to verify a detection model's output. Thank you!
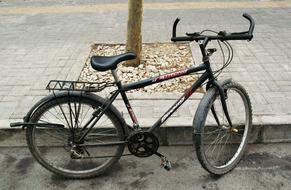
[26, 92, 125, 178]
[193, 81, 252, 175]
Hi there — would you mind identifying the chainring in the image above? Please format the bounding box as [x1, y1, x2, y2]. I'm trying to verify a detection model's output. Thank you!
[127, 131, 159, 157]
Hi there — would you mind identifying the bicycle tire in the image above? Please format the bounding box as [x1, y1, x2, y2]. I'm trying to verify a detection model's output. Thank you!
[26, 92, 125, 178]
[193, 80, 252, 175]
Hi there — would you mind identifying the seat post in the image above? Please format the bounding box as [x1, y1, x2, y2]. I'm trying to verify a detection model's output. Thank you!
[111, 69, 121, 84]
[111, 69, 139, 128]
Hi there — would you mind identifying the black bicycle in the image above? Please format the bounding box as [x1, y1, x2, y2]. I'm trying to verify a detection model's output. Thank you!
[11, 13, 255, 178]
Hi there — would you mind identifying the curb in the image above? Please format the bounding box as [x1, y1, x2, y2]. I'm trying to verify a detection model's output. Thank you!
[1, 123, 290, 147]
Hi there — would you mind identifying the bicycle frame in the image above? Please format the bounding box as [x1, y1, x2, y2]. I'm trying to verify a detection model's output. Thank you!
[79, 59, 217, 142]
[119, 64, 209, 132]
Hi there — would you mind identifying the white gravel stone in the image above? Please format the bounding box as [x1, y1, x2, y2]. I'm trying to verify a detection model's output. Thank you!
[79, 43, 205, 93]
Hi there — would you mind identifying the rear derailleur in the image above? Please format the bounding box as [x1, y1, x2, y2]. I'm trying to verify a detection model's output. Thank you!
[68, 136, 90, 159]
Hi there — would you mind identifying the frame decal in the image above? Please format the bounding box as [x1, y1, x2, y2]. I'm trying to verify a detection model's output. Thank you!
[152, 69, 187, 83]
[126, 104, 138, 125]
[161, 95, 186, 123]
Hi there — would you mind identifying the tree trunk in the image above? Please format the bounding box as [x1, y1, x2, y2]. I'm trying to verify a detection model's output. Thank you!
[125, 0, 143, 67]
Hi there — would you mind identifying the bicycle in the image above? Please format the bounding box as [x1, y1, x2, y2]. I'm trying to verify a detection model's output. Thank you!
[11, 13, 255, 178]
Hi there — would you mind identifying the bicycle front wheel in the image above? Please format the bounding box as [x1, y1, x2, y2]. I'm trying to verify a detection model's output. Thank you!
[26, 92, 125, 178]
[193, 81, 252, 175]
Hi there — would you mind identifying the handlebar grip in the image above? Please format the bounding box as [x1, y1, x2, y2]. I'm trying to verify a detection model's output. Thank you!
[242, 13, 255, 39]
[172, 18, 180, 38]
[171, 36, 193, 42]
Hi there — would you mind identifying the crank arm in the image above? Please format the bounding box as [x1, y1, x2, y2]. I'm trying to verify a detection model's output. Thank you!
[145, 147, 172, 171]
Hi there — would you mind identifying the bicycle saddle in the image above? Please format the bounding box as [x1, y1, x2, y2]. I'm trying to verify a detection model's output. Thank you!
[91, 52, 136, 71]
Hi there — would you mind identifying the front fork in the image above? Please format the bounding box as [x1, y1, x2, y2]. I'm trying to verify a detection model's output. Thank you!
[207, 80, 233, 129]
[201, 41, 233, 129]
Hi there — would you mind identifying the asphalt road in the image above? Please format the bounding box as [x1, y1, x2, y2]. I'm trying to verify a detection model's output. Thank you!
[0, 143, 290, 190]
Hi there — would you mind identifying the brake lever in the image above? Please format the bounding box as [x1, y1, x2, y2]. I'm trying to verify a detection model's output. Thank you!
[218, 31, 227, 36]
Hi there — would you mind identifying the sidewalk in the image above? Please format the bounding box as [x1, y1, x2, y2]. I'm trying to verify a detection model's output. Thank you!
[0, 0, 291, 143]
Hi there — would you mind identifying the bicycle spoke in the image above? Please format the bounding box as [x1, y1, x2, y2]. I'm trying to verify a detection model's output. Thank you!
[200, 128, 225, 138]
[205, 131, 223, 155]
[56, 100, 72, 129]
[74, 99, 82, 130]
[47, 108, 66, 125]
[215, 133, 231, 164]
[79, 103, 92, 127]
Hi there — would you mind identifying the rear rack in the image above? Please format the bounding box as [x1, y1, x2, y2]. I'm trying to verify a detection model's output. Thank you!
[46, 80, 116, 92]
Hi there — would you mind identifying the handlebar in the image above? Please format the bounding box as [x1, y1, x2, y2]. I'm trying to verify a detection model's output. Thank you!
[242, 13, 255, 38]
[171, 13, 255, 42]
[172, 17, 180, 39]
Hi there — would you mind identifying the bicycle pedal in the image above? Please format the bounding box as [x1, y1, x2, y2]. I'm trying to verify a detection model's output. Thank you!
[160, 157, 172, 171]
